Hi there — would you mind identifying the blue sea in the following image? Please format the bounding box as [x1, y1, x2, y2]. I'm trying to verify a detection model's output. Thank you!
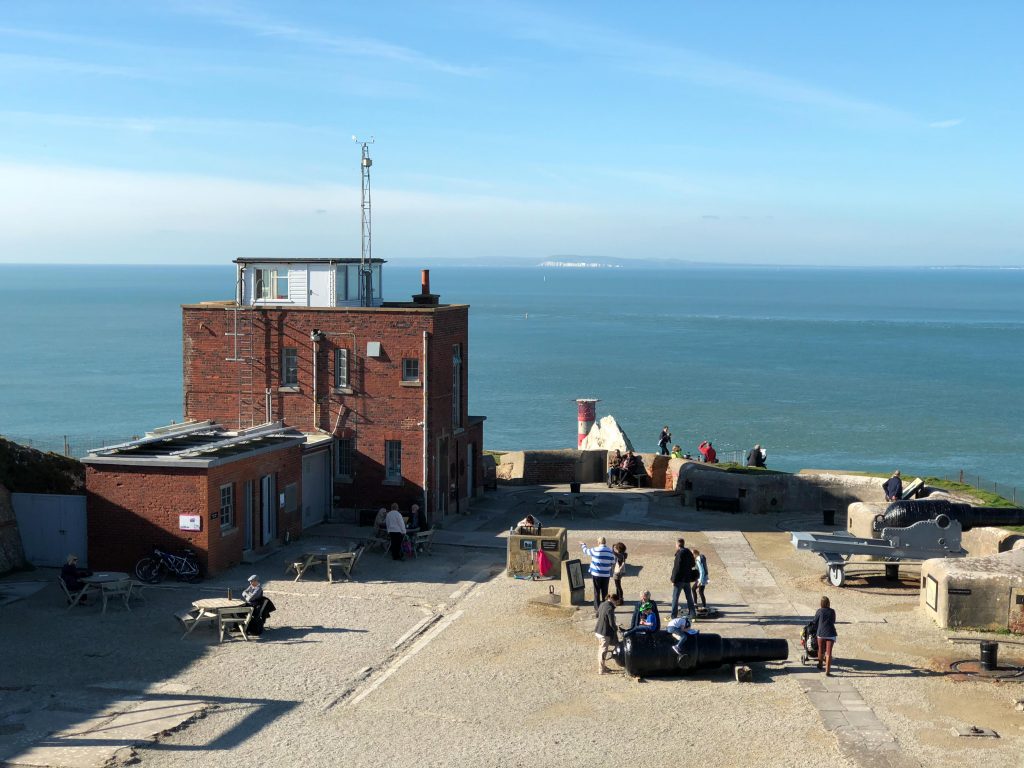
[2, 264, 1022, 496]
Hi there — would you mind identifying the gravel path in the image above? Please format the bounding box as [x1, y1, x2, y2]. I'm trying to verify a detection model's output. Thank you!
[2, 486, 1022, 767]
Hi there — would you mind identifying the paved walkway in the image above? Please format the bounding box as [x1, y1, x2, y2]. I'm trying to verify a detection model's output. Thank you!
[706, 530, 921, 768]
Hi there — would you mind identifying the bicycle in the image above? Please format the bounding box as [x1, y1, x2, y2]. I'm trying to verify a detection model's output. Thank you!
[134, 545, 202, 583]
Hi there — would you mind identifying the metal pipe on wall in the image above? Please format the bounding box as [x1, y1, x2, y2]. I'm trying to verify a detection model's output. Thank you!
[422, 330, 430, 524]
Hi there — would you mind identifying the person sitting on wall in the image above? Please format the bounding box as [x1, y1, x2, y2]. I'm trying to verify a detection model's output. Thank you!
[607, 449, 624, 487]
[746, 444, 766, 468]
[698, 440, 718, 464]
[882, 470, 903, 501]
[515, 514, 542, 533]
[670, 444, 684, 459]
[60, 554, 92, 603]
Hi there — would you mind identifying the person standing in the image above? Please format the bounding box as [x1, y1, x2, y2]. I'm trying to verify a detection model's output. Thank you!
[692, 548, 708, 609]
[594, 593, 619, 675]
[670, 538, 697, 620]
[580, 536, 616, 613]
[813, 596, 838, 676]
[611, 542, 628, 603]
[746, 444, 766, 468]
[385, 505, 407, 561]
[658, 426, 672, 456]
[882, 470, 903, 501]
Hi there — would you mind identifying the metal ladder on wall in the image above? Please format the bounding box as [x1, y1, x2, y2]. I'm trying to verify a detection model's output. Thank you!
[225, 306, 256, 429]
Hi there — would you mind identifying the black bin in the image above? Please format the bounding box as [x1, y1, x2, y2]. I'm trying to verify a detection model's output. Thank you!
[569, 482, 581, 494]
[980, 641, 999, 671]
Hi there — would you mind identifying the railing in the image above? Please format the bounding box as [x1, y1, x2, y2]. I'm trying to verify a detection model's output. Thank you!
[943, 470, 1018, 505]
[1, 434, 139, 459]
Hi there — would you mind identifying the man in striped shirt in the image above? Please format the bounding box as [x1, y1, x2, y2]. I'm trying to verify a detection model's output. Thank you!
[580, 536, 615, 613]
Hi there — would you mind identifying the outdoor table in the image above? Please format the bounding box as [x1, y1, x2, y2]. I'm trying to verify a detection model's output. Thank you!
[69, 572, 132, 613]
[182, 598, 250, 642]
[544, 490, 597, 520]
[289, 546, 360, 582]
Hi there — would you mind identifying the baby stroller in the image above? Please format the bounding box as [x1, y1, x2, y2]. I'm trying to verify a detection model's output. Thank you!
[799, 620, 819, 664]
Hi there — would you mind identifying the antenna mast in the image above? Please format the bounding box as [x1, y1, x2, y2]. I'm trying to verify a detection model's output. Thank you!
[353, 136, 375, 307]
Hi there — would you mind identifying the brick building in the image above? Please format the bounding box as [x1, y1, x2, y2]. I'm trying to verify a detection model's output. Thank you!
[83, 422, 311, 576]
[182, 259, 485, 526]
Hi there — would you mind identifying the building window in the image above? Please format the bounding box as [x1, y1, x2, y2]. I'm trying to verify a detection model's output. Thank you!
[385, 440, 402, 483]
[402, 357, 419, 382]
[337, 437, 354, 478]
[220, 483, 234, 529]
[335, 349, 349, 388]
[282, 347, 298, 386]
[452, 344, 463, 428]
[255, 268, 289, 300]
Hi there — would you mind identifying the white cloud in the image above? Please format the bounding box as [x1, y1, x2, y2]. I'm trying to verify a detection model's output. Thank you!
[928, 118, 964, 129]
[179, 2, 483, 77]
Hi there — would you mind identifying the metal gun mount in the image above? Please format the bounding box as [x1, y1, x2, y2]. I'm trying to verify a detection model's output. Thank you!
[791, 499, 1024, 587]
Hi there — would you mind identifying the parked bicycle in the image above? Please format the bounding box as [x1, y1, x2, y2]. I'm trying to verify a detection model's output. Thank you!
[134, 545, 202, 583]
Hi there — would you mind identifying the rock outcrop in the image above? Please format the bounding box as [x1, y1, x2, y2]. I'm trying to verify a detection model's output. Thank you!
[579, 416, 633, 453]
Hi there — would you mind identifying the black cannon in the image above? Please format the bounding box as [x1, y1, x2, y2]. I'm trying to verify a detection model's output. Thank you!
[876, 499, 1024, 533]
[611, 630, 789, 677]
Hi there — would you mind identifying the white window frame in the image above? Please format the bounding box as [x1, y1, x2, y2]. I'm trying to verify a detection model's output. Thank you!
[282, 347, 299, 386]
[220, 483, 235, 529]
[255, 268, 289, 301]
[336, 437, 355, 479]
[385, 440, 402, 483]
[402, 357, 419, 382]
[452, 344, 463, 428]
[335, 348, 349, 388]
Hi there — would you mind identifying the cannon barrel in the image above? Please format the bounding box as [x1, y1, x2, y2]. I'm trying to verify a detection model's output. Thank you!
[878, 499, 1024, 532]
[611, 631, 788, 677]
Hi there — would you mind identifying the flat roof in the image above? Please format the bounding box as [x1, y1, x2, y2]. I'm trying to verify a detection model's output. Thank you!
[82, 422, 308, 468]
[233, 257, 386, 265]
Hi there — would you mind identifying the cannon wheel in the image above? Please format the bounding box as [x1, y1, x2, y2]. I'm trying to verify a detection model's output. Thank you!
[827, 564, 846, 587]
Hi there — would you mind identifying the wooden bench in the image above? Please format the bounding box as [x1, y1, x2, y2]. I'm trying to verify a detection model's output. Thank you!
[695, 495, 741, 513]
[411, 530, 435, 556]
[175, 607, 202, 633]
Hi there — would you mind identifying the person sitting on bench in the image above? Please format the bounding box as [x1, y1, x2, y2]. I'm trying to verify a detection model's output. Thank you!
[606, 449, 624, 486]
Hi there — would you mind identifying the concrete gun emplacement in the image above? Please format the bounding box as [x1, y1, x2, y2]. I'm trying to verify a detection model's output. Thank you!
[791, 499, 1024, 587]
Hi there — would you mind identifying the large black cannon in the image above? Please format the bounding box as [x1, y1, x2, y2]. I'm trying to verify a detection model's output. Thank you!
[875, 499, 1024, 533]
[611, 630, 789, 678]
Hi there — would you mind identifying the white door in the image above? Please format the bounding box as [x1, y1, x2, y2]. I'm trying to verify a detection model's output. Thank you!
[302, 452, 328, 529]
[12, 493, 88, 567]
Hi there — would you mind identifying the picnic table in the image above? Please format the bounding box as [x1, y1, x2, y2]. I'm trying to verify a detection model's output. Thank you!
[68, 572, 133, 614]
[179, 597, 251, 642]
[541, 490, 597, 520]
[287, 545, 364, 582]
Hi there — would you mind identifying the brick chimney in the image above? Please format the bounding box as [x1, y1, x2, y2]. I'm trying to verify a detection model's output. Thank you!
[412, 269, 440, 305]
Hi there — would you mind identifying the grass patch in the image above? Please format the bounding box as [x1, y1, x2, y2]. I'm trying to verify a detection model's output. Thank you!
[922, 477, 1018, 508]
[716, 462, 790, 476]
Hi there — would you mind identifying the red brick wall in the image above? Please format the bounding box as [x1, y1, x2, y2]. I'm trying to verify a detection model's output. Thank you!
[183, 303, 480, 516]
[86, 443, 303, 577]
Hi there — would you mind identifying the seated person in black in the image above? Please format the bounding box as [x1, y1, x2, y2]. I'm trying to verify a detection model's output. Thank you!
[60, 554, 92, 599]
[623, 590, 661, 636]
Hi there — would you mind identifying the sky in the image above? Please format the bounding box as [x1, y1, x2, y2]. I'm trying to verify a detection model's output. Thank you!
[0, 1, 1021, 266]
